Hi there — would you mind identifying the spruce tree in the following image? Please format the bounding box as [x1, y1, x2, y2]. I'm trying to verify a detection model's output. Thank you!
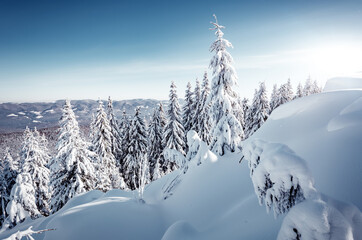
[244, 89, 257, 138]
[50, 100, 96, 213]
[123, 107, 148, 190]
[163, 81, 186, 167]
[21, 128, 51, 216]
[274, 79, 294, 111]
[119, 109, 130, 160]
[270, 84, 279, 113]
[207, 15, 244, 155]
[191, 78, 201, 133]
[107, 97, 122, 162]
[241, 98, 249, 132]
[197, 72, 211, 144]
[92, 101, 119, 191]
[5, 173, 40, 229]
[182, 82, 194, 135]
[148, 104, 166, 181]
[119, 109, 131, 177]
[0, 148, 17, 228]
[247, 82, 270, 137]
[295, 82, 304, 99]
[303, 76, 313, 96]
[312, 80, 321, 94]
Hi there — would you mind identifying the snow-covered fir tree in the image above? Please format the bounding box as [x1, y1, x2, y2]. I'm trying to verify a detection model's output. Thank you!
[241, 98, 249, 132]
[273, 79, 294, 112]
[21, 128, 51, 216]
[107, 97, 122, 162]
[312, 80, 322, 94]
[303, 76, 313, 96]
[207, 15, 244, 155]
[123, 107, 148, 190]
[191, 78, 201, 133]
[50, 100, 96, 213]
[91, 101, 119, 191]
[4, 173, 40, 229]
[119, 109, 131, 164]
[163, 81, 186, 173]
[148, 103, 166, 181]
[182, 82, 194, 135]
[244, 89, 257, 138]
[246, 82, 270, 138]
[295, 82, 304, 99]
[270, 84, 279, 113]
[0, 149, 18, 228]
[196, 72, 211, 144]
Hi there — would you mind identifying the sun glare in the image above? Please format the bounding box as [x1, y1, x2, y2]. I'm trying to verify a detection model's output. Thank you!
[309, 43, 362, 78]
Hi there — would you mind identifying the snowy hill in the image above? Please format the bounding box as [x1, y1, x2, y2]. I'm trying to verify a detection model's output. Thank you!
[1, 79, 361, 239]
[0, 99, 169, 133]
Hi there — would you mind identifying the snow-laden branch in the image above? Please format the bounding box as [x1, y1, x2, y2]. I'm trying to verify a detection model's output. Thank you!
[4, 226, 55, 240]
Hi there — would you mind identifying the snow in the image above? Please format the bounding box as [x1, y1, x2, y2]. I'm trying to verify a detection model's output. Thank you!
[30, 111, 41, 115]
[250, 89, 362, 209]
[0, 78, 361, 239]
[32, 120, 41, 123]
[18, 112, 26, 115]
[324, 77, 362, 92]
[278, 195, 362, 240]
[7, 114, 18, 117]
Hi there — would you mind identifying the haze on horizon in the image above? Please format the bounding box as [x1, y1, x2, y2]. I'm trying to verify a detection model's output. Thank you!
[1, 0, 362, 103]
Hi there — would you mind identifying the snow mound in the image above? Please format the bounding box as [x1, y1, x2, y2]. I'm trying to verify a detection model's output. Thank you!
[251, 90, 362, 209]
[162, 221, 199, 240]
[327, 96, 362, 131]
[324, 77, 362, 92]
[278, 195, 362, 240]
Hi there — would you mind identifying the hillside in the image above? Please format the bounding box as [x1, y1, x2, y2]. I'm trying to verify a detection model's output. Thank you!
[0, 99, 169, 133]
[1, 79, 361, 239]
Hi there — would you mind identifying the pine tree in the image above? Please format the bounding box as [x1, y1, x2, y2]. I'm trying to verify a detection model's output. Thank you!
[21, 128, 51, 216]
[50, 100, 96, 213]
[107, 97, 122, 162]
[182, 82, 194, 135]
[191, 78, 201, 133]
[270, 84, 279, 113]
[274, 79, 294, 111]
[207, 15, 244, 155]
[247, 82, 270, 137]
[241, 98, 249, 132]
[5, 173, 40, 229]
[123, 107, 148, 190]
[295, 82, 304, 99]
[303, 76, 313, 96]
[163, 81, 186, 173]
[92, 101, 119, 191]
[0, 148, 17, 228]
[148, 104, 166, 181]
[119, 109, 131, 178]
[197, 72, 211, 144]
[312, 80, 321, 94]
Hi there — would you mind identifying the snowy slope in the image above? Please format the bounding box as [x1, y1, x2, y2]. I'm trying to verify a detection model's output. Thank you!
[1, 78, 361, 239]
[250, 89, 362, 209]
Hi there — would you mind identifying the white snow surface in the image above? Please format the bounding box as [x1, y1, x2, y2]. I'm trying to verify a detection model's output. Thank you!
[323, 77, 362, 92]
[0, 79, 361, 239]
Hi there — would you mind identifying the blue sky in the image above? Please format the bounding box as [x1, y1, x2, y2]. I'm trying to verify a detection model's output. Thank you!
[1, 0, 362, 102]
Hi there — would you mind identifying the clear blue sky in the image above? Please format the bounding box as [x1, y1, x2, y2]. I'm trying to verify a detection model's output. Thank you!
[1, 0, 362, 102]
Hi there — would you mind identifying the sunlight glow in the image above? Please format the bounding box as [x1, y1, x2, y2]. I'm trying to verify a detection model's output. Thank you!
[308, 43, 362, 78]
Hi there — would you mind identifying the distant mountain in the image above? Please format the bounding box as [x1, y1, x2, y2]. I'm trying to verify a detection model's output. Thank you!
[0, 99, 171, 133]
